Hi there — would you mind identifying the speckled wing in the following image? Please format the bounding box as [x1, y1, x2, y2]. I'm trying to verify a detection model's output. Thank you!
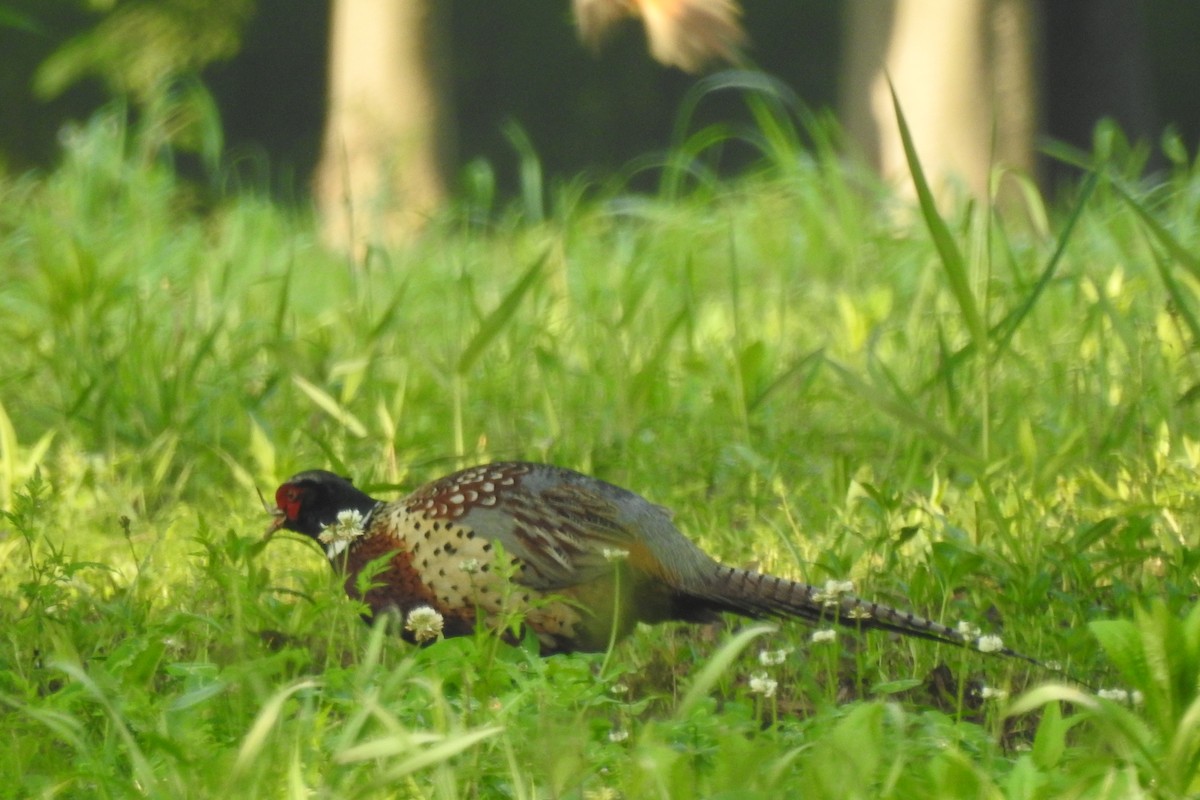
[485, 481, 641, 588]
[395, 463, 641, 590]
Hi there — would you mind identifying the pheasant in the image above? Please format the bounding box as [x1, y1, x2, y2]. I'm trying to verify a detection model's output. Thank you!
[266, 462, 1037, 663]
[573, 0, 746, 73]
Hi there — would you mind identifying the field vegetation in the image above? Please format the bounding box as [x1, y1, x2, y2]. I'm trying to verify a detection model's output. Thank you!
[3, 95, 1200, 797]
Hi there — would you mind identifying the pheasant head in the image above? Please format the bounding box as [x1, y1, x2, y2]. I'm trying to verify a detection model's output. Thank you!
[268, 470, 380, 556]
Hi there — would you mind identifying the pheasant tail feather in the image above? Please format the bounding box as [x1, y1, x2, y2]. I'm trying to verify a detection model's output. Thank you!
[703, 565, 1046, 667]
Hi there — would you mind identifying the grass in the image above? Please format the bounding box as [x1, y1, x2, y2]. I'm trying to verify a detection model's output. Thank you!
[2, 99, 1200, 798]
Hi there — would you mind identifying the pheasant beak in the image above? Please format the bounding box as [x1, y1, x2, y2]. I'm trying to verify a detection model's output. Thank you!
[259, 486, 287, 538]
[264, 509, 287, 538]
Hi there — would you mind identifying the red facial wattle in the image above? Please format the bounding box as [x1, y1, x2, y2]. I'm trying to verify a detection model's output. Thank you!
[275, 484, 305, 521]
[265, 484, 306, 536]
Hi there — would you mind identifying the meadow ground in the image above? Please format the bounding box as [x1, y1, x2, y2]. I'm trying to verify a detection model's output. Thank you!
[3, 106, 1200, 798]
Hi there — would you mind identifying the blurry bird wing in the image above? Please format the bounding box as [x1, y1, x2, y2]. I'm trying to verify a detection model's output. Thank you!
[573, 0, 745, 73]
[573, 0, 634, 51]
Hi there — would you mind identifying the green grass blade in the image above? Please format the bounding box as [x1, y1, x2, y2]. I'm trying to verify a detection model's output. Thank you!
[675, 623, 777, 720]
[919, 172, 1098, 393]
[232, 679, 321, 777]
[1150, 237, 1200, 351]
[293, 375, 368, 437]
[887, 76, 987, 351]
[629, 306, 689, 408]
[366, 279, 410, 341]
[456, 249, 548, 376]
[746, 347, 823, 412]
[1112, 180, 1200, 281]
[990, 172, 1098, 358]
[272, 258, 294, 339]
[502, 121, 545, 224]
[827, 358, 979, 462]
[0, 398, 17, 507]
[661, 124, 733, 200]
[344, 727, 504, 780]
[51, 660, 158, 793]
[8, 701, 90, 752]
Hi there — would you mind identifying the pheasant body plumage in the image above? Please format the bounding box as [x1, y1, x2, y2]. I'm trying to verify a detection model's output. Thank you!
[269, 462, 1036, 662]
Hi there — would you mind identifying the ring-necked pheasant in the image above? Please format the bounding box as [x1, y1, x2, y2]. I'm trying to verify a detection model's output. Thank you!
[266, 462, 1037, 663]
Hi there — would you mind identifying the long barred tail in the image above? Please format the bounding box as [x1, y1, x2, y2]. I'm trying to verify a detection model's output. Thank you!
[701, 565, 1049, 669]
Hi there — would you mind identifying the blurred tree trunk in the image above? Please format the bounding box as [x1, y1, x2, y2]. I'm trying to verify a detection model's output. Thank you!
[315, 0, 454, 254]
[840, 0, 1036, 205]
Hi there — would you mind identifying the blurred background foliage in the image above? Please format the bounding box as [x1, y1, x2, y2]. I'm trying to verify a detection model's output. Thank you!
[2, 0, 1198, 200]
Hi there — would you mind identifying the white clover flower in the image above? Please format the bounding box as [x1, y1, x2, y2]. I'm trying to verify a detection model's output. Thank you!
[846, 606, 873, 620]
[1098, 687, 1142, 705]
[405, 605, 445, 644]
[810, 629, 838, 644]
[607, 728, 629, 743]
[822, 579, 855, 596]
[609, 682, 629, 695]
[459, 558, 481, 574]
[956, 621, 982, 639]
[976, 634, 1005, 653]
[980, 686, 1008, 701]
[758, 648, 792, 666]
[748, 672, 778, 698]
[813, 579, 855, 608]
[319, 509, 367, 557]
